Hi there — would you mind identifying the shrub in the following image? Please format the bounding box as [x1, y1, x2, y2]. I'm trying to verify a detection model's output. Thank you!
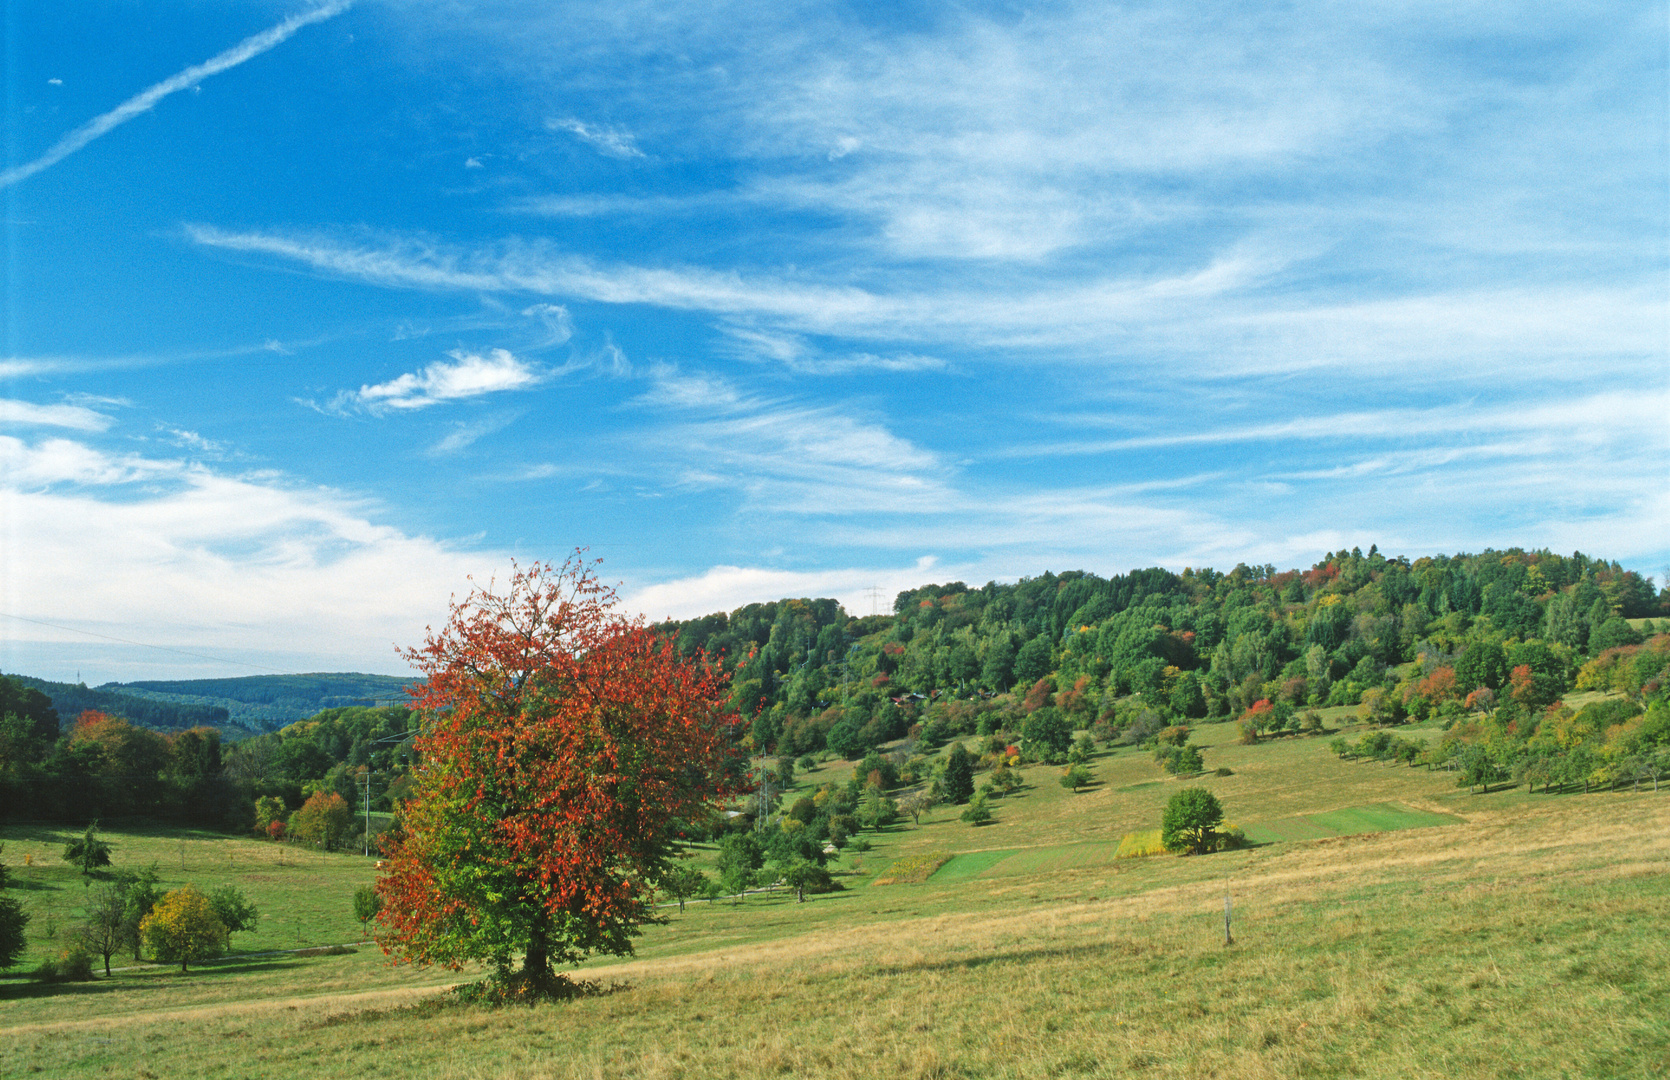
[960, 793, 993, 826]
[32, 947, 95, 983]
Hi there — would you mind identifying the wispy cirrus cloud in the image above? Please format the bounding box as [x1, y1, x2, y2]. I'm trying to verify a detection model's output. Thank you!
[325, 348, 544, 414]
[0, 398, 113, 431]
[185, 224, 1665, 382]
[0, 2, 351, 190]
[546, 117, 644, 159]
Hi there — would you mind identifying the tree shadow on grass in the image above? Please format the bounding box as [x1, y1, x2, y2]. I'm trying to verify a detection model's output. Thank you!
[0, 956, 317, 1000]
[869, 940, 1153, 978]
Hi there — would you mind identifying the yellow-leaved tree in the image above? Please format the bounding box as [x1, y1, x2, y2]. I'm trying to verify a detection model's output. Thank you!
[140, 885, 226, 972]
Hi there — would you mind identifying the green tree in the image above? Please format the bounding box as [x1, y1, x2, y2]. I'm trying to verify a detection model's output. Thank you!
[118, 865, 163, 960]
[140, 885, 226, 972]
[981, 636, 1017, 691]
[62, 822, 112, 876]
[1022, 707, 1071, 762]
[0, 852, 28, 970]
[252, 795, 287, 835]
[659, 864, 709, 913]
[960, 792, 993, 826]
[206, 885, 259, 950]
[1059, 763, 1092, 792]
[717, 832, 765, 902]
[941, 743, 976, 804]
[1161, 787, 1224, 855]
[353, 884, 383, 933]
[857, 787, 898, 831]
[1013, 635, 1054, 687]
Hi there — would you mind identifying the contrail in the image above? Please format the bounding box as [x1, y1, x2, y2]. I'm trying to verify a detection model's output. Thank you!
[0, 2, 352, 190]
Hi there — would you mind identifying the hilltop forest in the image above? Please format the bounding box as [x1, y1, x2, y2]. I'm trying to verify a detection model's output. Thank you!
[1, 546, 1667, 832]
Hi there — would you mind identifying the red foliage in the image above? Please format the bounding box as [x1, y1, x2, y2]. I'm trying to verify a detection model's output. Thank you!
[1463, 687, 1496, 713]
[1244, 698, 1273, 718]
[266, 820, 287, 842]
[1508, 664, 1535, 704]
[375, 555, 743, 986]
[1302, 562, 1340, 589]
[1416, 665, 1459, 703]
[1022, 678, 1055, 714]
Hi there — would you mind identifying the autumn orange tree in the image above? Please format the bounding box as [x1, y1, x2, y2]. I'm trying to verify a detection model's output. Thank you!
[375, 555, 742, 997]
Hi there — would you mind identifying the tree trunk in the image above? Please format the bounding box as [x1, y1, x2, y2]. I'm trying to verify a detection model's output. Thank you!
[522, 914, 556, 990]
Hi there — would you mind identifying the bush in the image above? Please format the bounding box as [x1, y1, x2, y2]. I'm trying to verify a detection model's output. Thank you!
[32, 947, 95, 983]
[960, 793, 993, 826]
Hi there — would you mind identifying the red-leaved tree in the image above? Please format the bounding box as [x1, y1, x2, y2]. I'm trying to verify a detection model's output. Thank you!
[375, 555, 742, 995]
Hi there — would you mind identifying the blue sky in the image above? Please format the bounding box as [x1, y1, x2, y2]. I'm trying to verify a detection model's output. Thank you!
[3, 0, 1666, 681]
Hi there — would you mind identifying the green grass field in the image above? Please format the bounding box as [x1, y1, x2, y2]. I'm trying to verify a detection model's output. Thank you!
[3, 717, 1666, 1078]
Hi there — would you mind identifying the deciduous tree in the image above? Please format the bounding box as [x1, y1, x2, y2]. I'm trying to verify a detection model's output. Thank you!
[207, 885, 258, 950]
[140, 885, 226, 972]
[1161, 787, 1224, 855]
[375, 556, 742, 996]
[289, 791, 352, 851]
[353, 884, 382, 933]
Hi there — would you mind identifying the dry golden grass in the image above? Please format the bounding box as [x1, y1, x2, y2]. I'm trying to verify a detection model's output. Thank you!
[5, 790, 1665, 1079]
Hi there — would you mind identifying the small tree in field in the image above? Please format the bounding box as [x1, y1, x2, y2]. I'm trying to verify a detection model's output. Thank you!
[375, 556, 742, 998]
[660, 864, 709, 913]
[62, 823, 112, 876]
[353, 884, 382, 934]
[941, 743, 976, 804]
[1161, 787, 1224, 855]
[1059, 763, 1092, 792]
[207, 885, 258, 950]
[80, 883, 127, 975]
[0, 852, 28, 970]
[140, 886, 226, 972]
[290, 791, 352, 851]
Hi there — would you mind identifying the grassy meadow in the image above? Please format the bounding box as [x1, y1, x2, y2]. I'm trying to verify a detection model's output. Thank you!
[3, 716, 1667, 1079]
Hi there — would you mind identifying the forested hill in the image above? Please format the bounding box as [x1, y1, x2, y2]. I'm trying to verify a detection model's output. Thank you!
[99, 673, 418, 730]
[655, 547, 1669, 759]
[2, 674, 230, 734]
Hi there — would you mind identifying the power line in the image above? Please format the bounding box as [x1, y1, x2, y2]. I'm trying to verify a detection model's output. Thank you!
[0, 611, 332, 676]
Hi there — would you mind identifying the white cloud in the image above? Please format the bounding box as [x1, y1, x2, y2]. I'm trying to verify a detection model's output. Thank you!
[629, 367, 950, 514]
[0, 2, 351, 190]
[547, 117, 645, 159]
[624, 556, 944, 622]
[0, 436, 499, 676]
[335, 348, 544, 413]
[0, 398, 113, 431]
[429, 412, 521, 456]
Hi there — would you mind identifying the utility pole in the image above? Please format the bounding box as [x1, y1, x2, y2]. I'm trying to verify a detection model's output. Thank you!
[356, 768, 372, 857]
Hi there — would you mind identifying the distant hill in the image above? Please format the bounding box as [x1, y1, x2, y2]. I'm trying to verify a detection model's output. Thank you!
[3, 673, 231, 734]
[100, 672, 419, 730]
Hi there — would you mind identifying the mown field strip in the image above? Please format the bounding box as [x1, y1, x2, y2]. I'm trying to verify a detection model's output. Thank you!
[1242, 801, 1466, 844]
